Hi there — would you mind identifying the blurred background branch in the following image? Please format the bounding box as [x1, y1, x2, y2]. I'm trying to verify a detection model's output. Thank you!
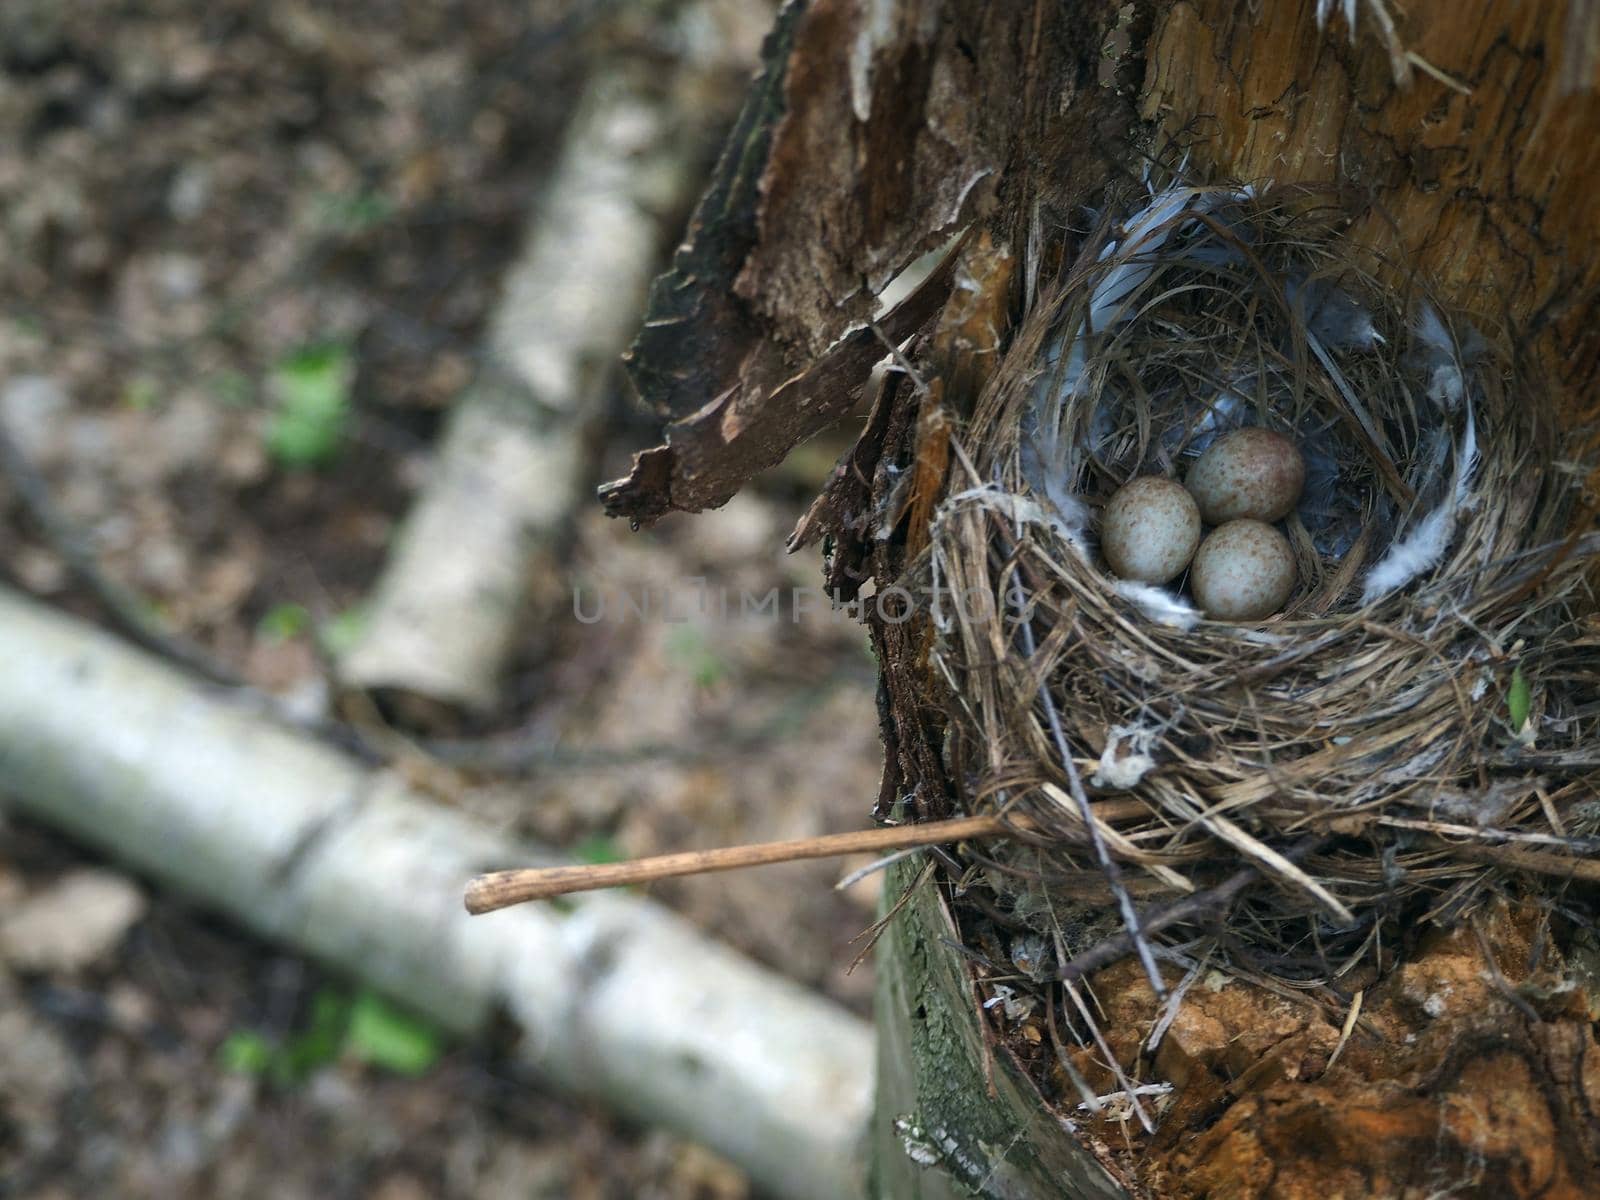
[0, 2, 888, 1196]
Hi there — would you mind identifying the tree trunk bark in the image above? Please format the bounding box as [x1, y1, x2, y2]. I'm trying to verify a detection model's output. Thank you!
[605, 1, 1600, 1195]
[870, 861, 1132, 1199]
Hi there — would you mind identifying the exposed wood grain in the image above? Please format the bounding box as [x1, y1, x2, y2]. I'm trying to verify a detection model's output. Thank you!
[1140, 0, 1600, 427]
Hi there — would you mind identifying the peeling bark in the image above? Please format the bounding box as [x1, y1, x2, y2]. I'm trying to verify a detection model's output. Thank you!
[603, 0, 1136, 521]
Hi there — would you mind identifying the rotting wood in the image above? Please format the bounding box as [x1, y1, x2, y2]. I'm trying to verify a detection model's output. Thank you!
[871, 860, 1134, 1200]
[603, 0, 1136, 522]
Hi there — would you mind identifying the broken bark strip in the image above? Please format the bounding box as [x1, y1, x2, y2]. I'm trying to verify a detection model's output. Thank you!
[337, 12, 749, 712]
[601, 242, 962, 524]
[602, 0, 1137, 522]
[608, 0, 1600, 523]
[0, 585, 872, 1200]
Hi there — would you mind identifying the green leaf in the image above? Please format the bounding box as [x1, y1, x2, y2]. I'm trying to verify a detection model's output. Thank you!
[122, 377, 160, 411]
[258, 602, 310, 642]
[218, 1030, 274, 1076]
[315, 189, 394, 233]
[665, 626, 726, 689]
[344, 990, 442, 1077]
[1508, 666, 1532, 732]
[277, 988, 351, 1083]
[317, 605, 368, 656]
[266, 344, 352, 468]
[573, 833, 624, 865]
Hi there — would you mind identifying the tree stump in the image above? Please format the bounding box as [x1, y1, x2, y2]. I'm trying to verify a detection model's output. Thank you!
[605, 2, 1600, 1196]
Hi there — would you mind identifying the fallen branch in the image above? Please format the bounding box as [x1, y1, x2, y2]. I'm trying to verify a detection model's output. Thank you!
[0, 584, 871, 1200]
[337, 20, 739, 712]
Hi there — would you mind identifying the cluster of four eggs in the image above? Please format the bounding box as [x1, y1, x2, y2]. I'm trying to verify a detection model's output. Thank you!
[1101, 428, 1304, 620]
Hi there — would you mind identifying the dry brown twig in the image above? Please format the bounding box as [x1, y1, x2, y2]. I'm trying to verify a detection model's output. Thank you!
[464, 800, 1148, 914]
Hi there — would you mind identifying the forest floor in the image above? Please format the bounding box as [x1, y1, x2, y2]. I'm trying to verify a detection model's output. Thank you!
[0, 2, 883, 1196]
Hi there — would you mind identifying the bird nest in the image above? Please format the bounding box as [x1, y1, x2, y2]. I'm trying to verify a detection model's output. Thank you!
[922, 182, 1600, 990]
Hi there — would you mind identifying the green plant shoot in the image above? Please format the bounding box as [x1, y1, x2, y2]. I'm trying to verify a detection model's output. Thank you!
[1508, 665, 1531, 732]
[266, 343, 352, 468]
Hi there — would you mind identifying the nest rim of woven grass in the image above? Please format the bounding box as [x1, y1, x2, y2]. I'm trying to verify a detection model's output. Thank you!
[922, 180, 1600, 988]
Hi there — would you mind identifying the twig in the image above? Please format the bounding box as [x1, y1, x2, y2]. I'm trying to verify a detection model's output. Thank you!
[1059, 965, 1157, 1133]
[466, 816, 1008, 913]
[1455, 843, 1600, 886]
[845, 859, 935, 975]
[1406, 51, 1471, 96]
[1144, 949, 1209, 1054]
[834, 846, 925, 891]
[1379, 815, 1600, 854]
[1044, 983, 1108, 1115]
[464, 804, 1145, 914]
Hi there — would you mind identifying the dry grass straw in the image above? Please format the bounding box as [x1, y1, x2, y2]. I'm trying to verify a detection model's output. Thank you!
[920, 182, 1600, 988]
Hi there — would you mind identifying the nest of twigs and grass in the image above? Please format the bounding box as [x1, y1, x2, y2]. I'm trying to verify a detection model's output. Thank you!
[917, 181, 1600, 1022]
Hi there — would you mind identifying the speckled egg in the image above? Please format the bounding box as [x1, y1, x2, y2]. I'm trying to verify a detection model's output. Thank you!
[1186, 427, 1306, 524]
[1101, 476, 1202, 585]
[1191, 519, 1297, 620]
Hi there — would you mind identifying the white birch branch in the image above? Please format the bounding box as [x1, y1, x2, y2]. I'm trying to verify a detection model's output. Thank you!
[0, 585, 872, 1200]
[336, 64, 711, 710]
